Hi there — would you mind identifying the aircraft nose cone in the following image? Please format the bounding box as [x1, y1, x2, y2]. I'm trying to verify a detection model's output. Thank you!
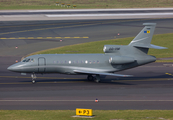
[7, 65, 16, 71]
[7, 63, 21, 72]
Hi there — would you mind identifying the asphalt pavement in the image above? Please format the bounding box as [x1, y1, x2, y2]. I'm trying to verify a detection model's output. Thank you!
[0, 18, 173, 110]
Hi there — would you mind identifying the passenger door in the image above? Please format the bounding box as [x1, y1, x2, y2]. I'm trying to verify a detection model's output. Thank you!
[38, 57, 46, 73]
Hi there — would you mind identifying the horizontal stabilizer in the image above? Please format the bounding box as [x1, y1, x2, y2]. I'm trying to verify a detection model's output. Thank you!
[74, 70, 132, 77]
[134, 44, 167, 49]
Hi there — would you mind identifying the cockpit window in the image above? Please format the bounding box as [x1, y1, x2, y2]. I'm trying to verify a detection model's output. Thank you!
[22, 58, 34, 62]
[30, 58, 34, 62]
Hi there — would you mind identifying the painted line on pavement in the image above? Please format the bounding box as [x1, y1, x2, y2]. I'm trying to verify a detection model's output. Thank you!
[112, 78, 173, 82]
[0, 37, 89, 39]
[0, 18, 162, 35]
[0, 75, 84, 79]
[0, 100, 173, 102]
[45, 13, 173, 17]
[0, 76, 173, 85]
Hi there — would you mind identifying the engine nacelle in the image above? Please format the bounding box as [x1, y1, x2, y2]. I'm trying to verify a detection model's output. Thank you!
[109, 56, 135, 64]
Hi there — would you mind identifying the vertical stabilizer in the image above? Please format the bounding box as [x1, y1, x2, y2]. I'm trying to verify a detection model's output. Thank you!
[129, 23, 156, 48]
[128, 23, 166, 54]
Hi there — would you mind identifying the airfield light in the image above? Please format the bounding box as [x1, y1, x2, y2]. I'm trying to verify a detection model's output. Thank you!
[56, 2, 59, 6]
[67, 4, 70, 8]
[73, 5, 76, 8]
[95, 98, 98, 102]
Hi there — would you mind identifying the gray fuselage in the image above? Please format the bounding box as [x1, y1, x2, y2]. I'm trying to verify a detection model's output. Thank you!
[8, 45, 156, 75]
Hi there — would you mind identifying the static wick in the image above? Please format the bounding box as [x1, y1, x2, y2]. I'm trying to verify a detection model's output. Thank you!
[95, 98, 98, 103]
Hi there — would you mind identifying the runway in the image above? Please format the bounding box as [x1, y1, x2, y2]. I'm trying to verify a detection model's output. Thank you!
[1, 8, 173, 21]
[0, 18, 173, 110]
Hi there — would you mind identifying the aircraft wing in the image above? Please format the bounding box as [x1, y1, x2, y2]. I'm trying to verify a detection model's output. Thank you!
[73, 70, 132, 77]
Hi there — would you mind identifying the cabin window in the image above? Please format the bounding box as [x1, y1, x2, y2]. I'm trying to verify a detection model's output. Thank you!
[69, 61, 71, 64]
[97, 60, 99, 63]
[93, 61, 95, 63]
[85, 60, 88, 64]
[89, 61, 92, 64]
[65, 61, 68, 64]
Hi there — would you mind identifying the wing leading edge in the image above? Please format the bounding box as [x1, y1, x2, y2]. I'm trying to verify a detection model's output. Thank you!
[73, 70, 132, 77]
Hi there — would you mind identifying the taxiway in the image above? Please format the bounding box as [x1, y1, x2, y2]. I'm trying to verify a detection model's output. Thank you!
[0, 18, 173, 110]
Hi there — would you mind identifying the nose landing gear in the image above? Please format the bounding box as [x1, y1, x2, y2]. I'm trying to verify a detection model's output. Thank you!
[31, 73, 36, 84]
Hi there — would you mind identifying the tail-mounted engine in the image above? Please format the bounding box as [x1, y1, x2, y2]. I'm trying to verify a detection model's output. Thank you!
[109, 56, 135, 65]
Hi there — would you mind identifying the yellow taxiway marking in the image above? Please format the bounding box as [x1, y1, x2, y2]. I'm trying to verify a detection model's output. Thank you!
[27, 37, 34, 39]
[0, 100, 173, 102]
[0, 75, 85, 79]
[83, 37, 89, 38]
[0, 81, 85, 85]
[46, 37, 52, 39]
[0, 75, 172, 85]
[0, 75, 172, 81]
[0, 37, 89, 39]
[166, 73, 173, 76]
[18, 37, 26, 39]
[8, 38, 15, 39]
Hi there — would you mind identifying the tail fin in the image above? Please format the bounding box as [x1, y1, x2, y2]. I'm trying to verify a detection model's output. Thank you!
[129, 23, 167, 51]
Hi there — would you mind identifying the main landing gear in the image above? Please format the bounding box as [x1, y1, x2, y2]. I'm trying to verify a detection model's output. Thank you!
[31, 73, 36, 84]
[87, 74, 100, 83]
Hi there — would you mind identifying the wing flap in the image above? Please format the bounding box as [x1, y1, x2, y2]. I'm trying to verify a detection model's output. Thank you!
[74, 70, 132, 77]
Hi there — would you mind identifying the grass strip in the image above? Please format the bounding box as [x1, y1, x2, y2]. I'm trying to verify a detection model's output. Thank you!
[1, 0, 173, 10]
[0, 110, 173, 120]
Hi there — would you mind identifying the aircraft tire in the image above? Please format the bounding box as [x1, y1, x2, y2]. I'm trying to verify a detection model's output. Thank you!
[87, 75, 94, 81]
[32, 80, 35, 84]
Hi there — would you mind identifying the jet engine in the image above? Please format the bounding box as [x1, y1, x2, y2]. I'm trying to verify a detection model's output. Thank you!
[109, 56, 135, 64]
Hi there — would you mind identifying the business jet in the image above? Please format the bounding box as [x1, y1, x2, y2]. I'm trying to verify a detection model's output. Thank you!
[8, 23, 166, 83]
